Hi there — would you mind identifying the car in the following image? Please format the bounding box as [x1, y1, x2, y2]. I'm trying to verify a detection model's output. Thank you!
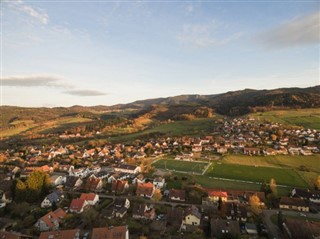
[299, 213, 307, 217]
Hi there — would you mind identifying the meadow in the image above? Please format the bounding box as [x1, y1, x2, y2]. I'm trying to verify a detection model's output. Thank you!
[205, 162, 309, 188]
[152, 159, 209, 174]
[249, 108, 320, 130]
[223, 155, 320, 173]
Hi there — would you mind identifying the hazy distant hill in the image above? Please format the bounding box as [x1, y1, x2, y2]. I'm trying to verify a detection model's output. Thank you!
[1, 85, 319, 129]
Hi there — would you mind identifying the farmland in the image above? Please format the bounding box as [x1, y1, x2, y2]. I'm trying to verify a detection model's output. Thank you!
[152, 159, 209, 174]
[249, 108, 320, 130]
[205, 162, 309, 188]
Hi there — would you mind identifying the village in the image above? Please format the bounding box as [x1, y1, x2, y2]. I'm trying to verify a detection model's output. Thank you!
[0, 118, 319, 239]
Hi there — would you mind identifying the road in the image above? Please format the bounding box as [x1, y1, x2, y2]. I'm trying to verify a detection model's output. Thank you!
[262, 209, 320, 239]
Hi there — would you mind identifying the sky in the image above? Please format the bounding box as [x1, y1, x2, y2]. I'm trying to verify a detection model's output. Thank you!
[1, 0, 319, 107]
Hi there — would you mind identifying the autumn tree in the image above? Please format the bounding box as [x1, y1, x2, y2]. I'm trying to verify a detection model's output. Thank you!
[315, 175, 320, 190]
[152, 189, 162, 202]
[15, 180, 26, 202]
[270, 178, 277, 196]
[249, 194, 262, 215]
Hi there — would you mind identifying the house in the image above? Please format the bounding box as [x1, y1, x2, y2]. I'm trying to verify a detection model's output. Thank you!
[225, 203, 247, 222]
[69, 198, 89, 213]
[243, 147, 260, 155]
[80, 193, 99, 206]
[210, 219, 240, 239]
[35, 208, 66, 231]
[208, 190, 228, 203]
[111, 180, 129, 194]
[65, 176, 82, 190]
[153, 177, 165, 189]
[245, 223, 258, 235]
[279, 197, 309, 212]
[182, 205, 201, 227]
[291, 188, 320, 204]
[114, 164, 141, 174]
[132, 203, 156, 220]
[114, 198, 130, 210]
[84, 177, 103, 192]
[50, 174, 67, 186]
[114, 198, 130, 218]
[217, 146, 228, 154]
[41, 191, 63, 208]
[91, 226, 129, 239]
[39, 229, 80, 239]
[0, 231, 33, 239]
[136, 182, 155, 198]
[132, 174, 145, 184]
[169, 189, 186, 202]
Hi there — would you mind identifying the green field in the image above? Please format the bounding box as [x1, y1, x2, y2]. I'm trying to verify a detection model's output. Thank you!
[223, 155, 320, 173]
[205, 162, 309, 188]
[153, 159, 209, 174]
[249, 108, 320, 130]
[169, 172, 291, 196]
[109, 118, 217, 143]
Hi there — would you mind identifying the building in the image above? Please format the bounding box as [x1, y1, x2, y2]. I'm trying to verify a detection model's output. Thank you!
[207, 190, 228, 203]
[114, 164, 141, 174]
[169, 189, 186, 202]
[182, 205, 201, 227]
[132, 203, 155, 220]
[153, 177, 165, 189]
[136, 182, 155, 198]
[39, 229, 80, 239]
[35, 208, 66, 231]
[91, 226, 129, 239]
[210, 219, 240, 239]
[80, 193, 99, 206]
[69, 198, 89, 213]
[279, 197, 309, 212]
[41, 191, 63, 208]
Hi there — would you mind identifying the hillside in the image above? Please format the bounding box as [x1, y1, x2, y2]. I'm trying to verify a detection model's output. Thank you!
[1, 86, 319, 140]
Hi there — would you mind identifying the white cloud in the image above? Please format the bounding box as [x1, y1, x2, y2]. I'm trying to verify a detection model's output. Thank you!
[9, 0, 49, 24]
[177, 23, 242, 48]
[1, 75, 71, 88]
[258, 11, 320, 48]
[63, 90, 106, 96]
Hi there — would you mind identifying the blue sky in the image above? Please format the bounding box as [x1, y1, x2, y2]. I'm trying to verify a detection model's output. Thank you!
[1, 0, 319, 107]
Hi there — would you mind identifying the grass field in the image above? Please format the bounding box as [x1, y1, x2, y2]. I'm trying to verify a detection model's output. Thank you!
[109, 118, 217, 143]
[153, 159, 209, 174]
[205, 162, 309, 188]
[223, 155, 320, 173]
[249, 108, 320, 130]
[169, 172, 291, 196]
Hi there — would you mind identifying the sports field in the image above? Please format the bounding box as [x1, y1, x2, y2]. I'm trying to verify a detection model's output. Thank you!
[205, 162, 309, 187]
[153, 159, 209, 174]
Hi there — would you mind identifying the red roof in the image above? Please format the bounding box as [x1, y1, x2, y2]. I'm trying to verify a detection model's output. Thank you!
[136, 182, 154, 197]
[80, 193, 96, 201]
[208, 190, 228, 198]
[69, 198, 86, 212]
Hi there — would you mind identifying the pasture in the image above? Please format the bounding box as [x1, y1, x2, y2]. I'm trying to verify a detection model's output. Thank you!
[153, 159, 209, 174]
[205, 162, 309, 188]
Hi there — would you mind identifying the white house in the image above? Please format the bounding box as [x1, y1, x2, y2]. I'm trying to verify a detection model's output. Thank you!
[41, 191, 63, 208]
[153, 177, 165, 189]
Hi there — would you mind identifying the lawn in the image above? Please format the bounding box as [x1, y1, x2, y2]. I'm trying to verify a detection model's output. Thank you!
[153, 159, 209, 174]
[205, 162, 309, 188]
[249, 108, 320, 130]
[223, 155, 320, 173]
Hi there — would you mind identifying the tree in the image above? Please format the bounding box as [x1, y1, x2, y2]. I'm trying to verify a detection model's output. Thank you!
[270, 178, 277, 196]
[315, 175, 320, 190]
[260, 180, 270, 195]
[218, 197, 222, 210]
[15, 179, 26, 202]
[81, 208, 98, 228]
[152, 189, 162, 202]
[249, 194, 262, 215]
